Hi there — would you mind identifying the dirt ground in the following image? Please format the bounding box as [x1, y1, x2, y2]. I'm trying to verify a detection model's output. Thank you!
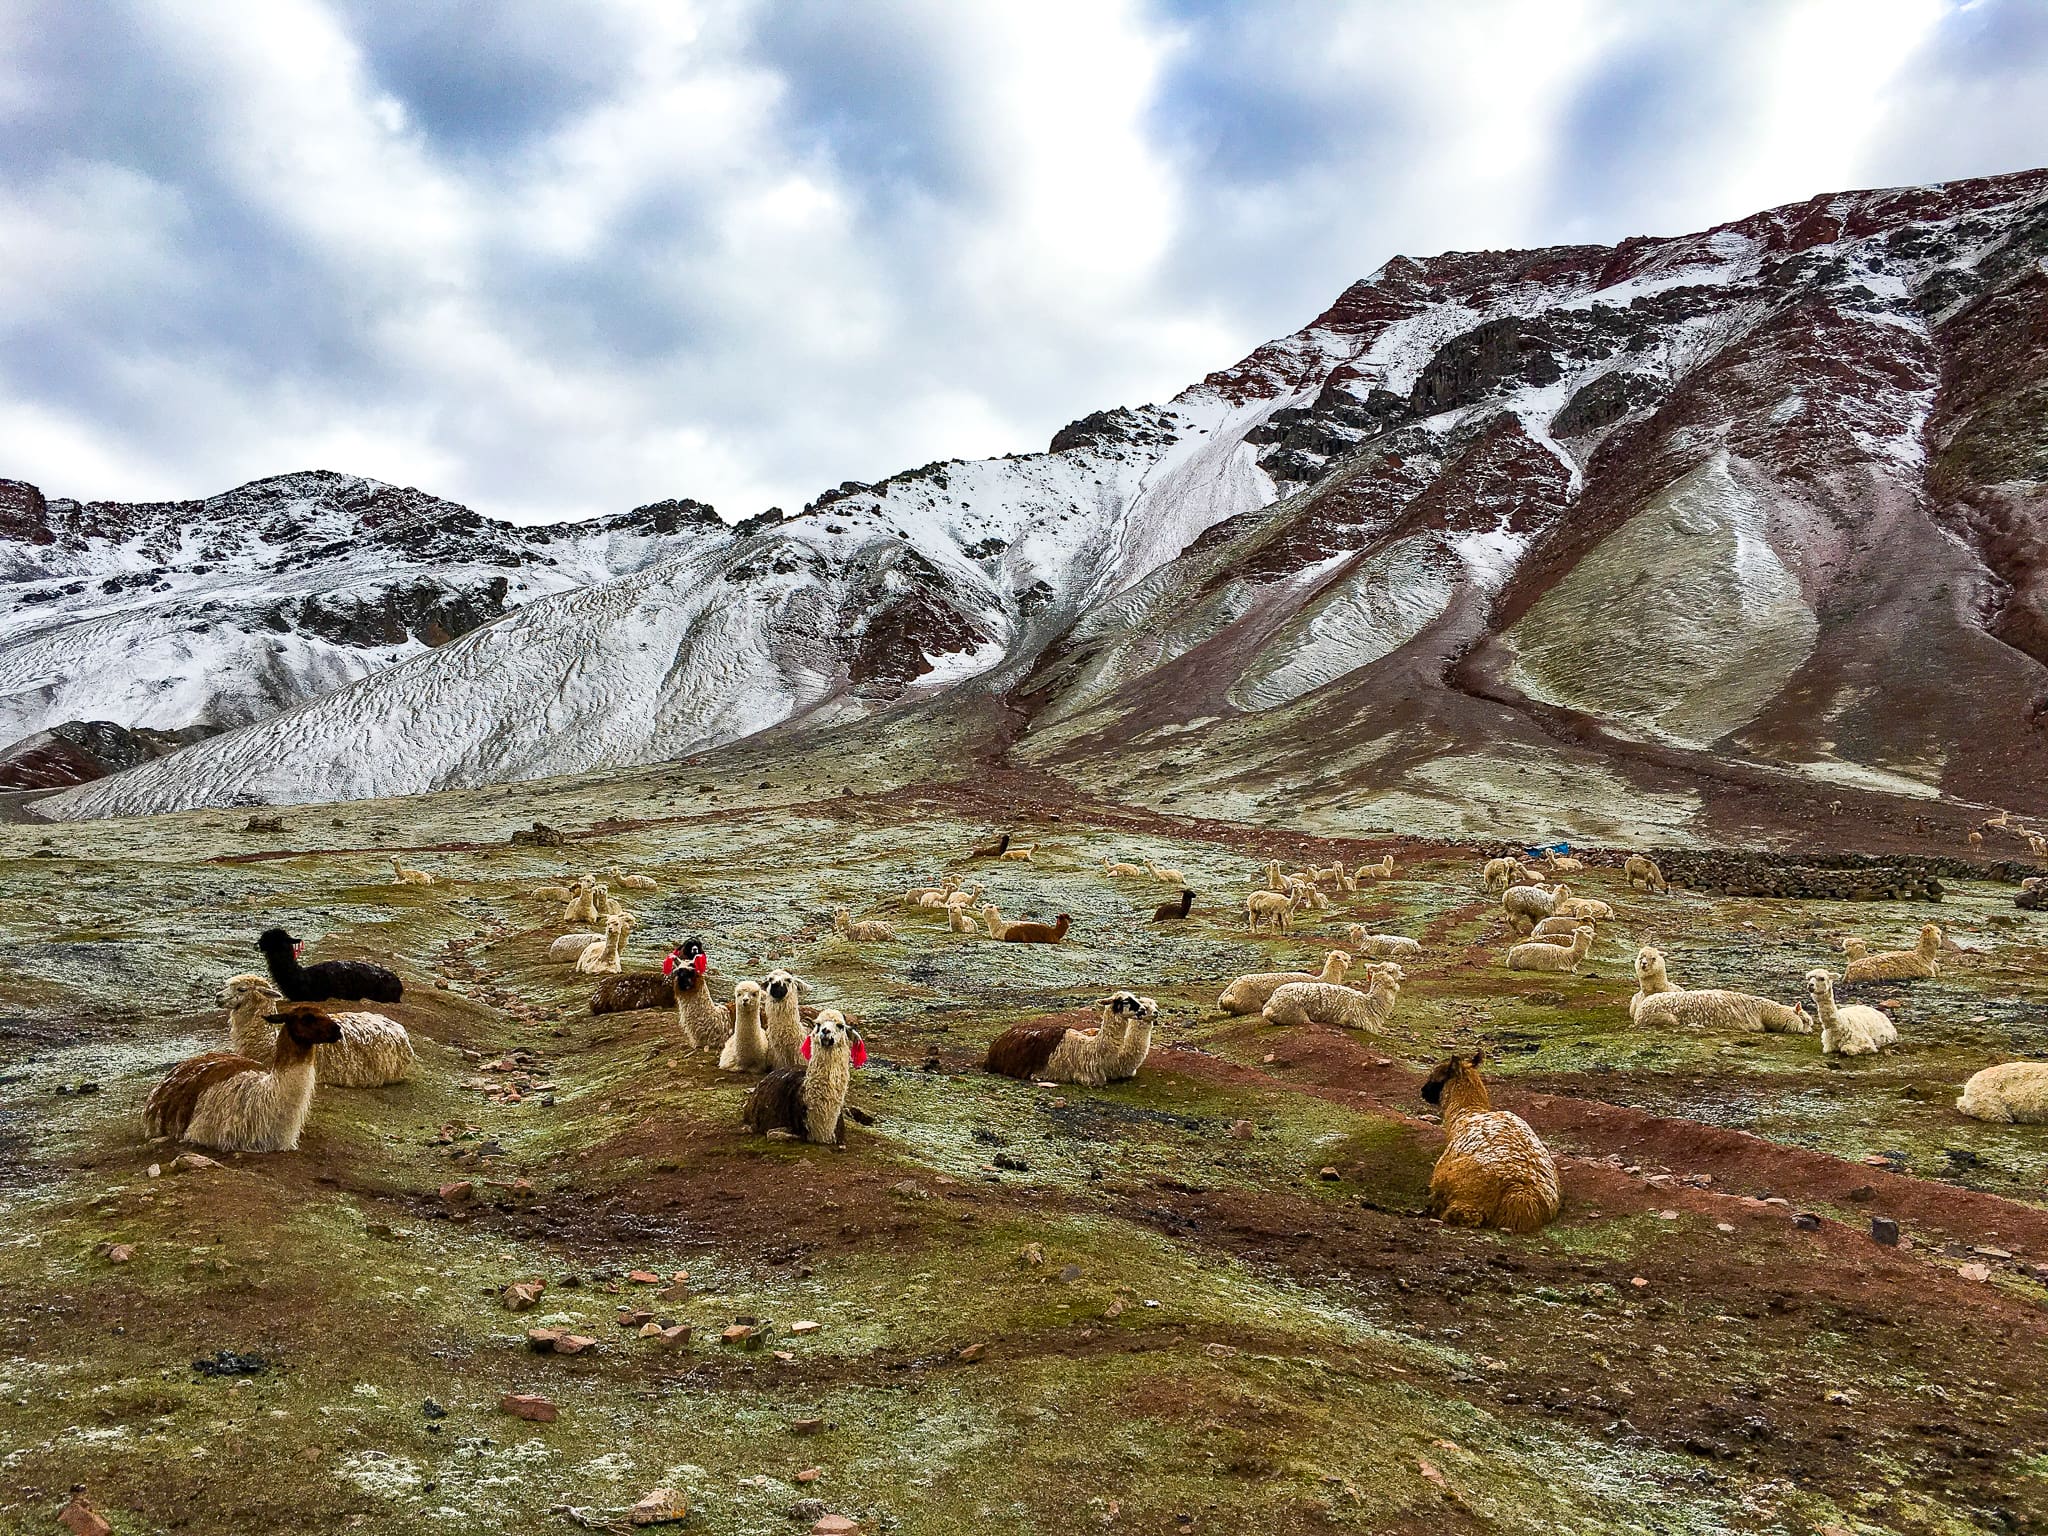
[1, 754, 2045, 1535]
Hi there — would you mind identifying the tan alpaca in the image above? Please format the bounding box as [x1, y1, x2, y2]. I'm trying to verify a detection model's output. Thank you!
[1507, 926, 1594, 972]
[761, 969, 812, 1071]
[1842, 924, 1941, 984]
[1346, 927, 1421, 958]
[1102, 857, 1145, 878]
[610, 867, 659, 891]
[1262, 965, 1403, 1030]
[834, 907, 896, 943]
[1218, 950, 1353, 1014]
[576, 913, 632, 975]
[947, 905, 978, 933]
[389, 855, 433, 886]
[1624, 854, 1667, 892]
[718, 980, 770, 1072]
[1629, 947, 1810, 1033]
[1246, 887, 1304, 932]
[1144, 859, 1185, 885]
[1421, 1052, 1559, 1233]
[221, 975, 413, 1088]
[1001, 844, 1036, 862]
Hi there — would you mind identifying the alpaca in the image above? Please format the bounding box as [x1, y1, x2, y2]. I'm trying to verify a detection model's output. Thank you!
[942, 883, 984, 910]
[969, 832, 1012, 859]
[762, 968, 812, 1070]
[145, 1003, 342, 1152]
[1346, 928, 1421, 958]
[1502, 883, 1565, 922]
[948, 905, 979, 933]
[1145, 859, 1185, 885]
[1153, 890, 1196, 922]
[1421, 1052, 1560, 1234]
[1956, 1062, 2048, 1123]
[1552, 896, 1613, 921]
[1263, 860, 1289, 892]
[1218, 950, 1354, 1015]
[1001, 844, 1036, 863]
[1840, 937, 1869, 960]
[1355, 855, 1395, 880]
[1506, 926, 1594, 972]
[1806, 969, 1897, 1056]
[984, 994, 1133, 1086]
[530, 881, 576, 902]
[1544, 850, 1583, 873]
[904, 877, 957, 908]
[1629, 947, 1811, 1033]
[1968, 830, 1984, 850]
[1842, 924, 1941, 984]
[257, 928, 402, 1004]
[742, 1011, 867, 1147]
[549, 916, 623, 963]
[1529, 915, 1587, 940]
[1102, 857, 1145, 878]
[1105, 993, 1157, 1080]
[718, 979, 771, 1072]
[2029, 832, 2048, 860]
[834, 907, 896, 943]
[1482, 857, 1519, 893]
[575, 914, 632, 975]
[985, 907, 1069, 944]
[1262, 965, 1403, 1031]
[1246, 888, 1304, 933]
[672, 941, 728, 1046]
[563, 881, 608, 925]
[610, 867, 659, 891]
[389, 856, 433, 886]
[221, 974, 414, 1088]
[1624, 854, 1667, 892]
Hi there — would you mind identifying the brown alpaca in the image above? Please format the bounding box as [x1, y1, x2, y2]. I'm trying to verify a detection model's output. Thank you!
[1151, 890, 1195, 921]
[1420, 1051, 1560, 1235]
[144, 1004, 342, 1152]
[968, 831, 1011, 859]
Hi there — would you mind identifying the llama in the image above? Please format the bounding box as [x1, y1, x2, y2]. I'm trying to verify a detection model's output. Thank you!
[1806, 969, 1897, 1056]
[1261, 965, 1403, 1031]
[834, 907, 896, 943]
[144, 1003, 342, 1152]
[1506, 926, 1594, 973]
[221, 974, 414, 1088]
[1956, 1062, 2048, 1123]
[984, 995, 1135, 1086]
[742, 1011, 867, 1146]
[943, 883, 985, 910]
[1346, 927, 1421, 958]
[1629, 947, 1811, 1033]
[1624, 854, 1668, 892]
[548, 908, 633, 963]
[1153, 890, 1196, 921]
[389, 856, 433, 886]
[1102, 856, 1145, 878]
[673, 941, 728, 1046]
[1420, 1052, 1560, 1234]
[1246, 888, 1304, 932]
[1218, 950, 1354, 1015]
[257, 928, 402, 1004]
[762, 968, 812, 1070]
[1145, 859, 1185, 885]
[718, 979, 771, 1072]
[610, 867, 659, 891]
[575, 913, 632, 975]
[1842, 924, 1941, 985]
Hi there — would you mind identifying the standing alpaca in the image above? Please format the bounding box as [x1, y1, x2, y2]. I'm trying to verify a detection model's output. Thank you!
[1246, 887, 1304, 932]
[1152, 890, 1196, 922]
[742, 1011, 867, 1147]
[145, 1003, 342, 1152]
[984, 994, 1140, 1086]
[761, 968, 812, 1070]
[1806, 969, 1897, 1056]
[1842, 924, 1941, 984]
[1624, 854, 1668, 892]
[221, 974, 413, 1088]
[389, 856, 433, 886]
[1506, 926, 1594, 972]
[1502, 884, 1565, 923]
[257, 928, 403, 1004]
[1629, 947, 1810, 1033]
[1420, 1051, 1560, 1234]
[718, 979, 771, 1072]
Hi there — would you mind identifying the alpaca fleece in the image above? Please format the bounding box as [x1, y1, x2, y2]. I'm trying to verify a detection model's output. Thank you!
[719, 979, 770, 1071]
[1346, 929, 1421, 958]
[1217, 951, 1353, 1015]
[1152, 890, 1195, 921]
[1956, 1062, 2048, 1122]
[999, 912, 1069, 944]
[223, 974, 413, 1088]
[1842, 924, 1942, 984]
[257, 928, 403, 1003]
[589, 971, 676, 1015]
[146, 1003, 342, 1152]
[743, 1011, 860, 1146]
[1245, 888, 1302, 931]
[1501, 883, 1565, 921]
[1507, 926, 1593, 972]
[1625, 854, 1668, 892]
[1262, 966, 1403, 1031]
[1629, 948, 1810, 1033]
[1422, 1053, 1560, 1234]
[1807, 969, 1897, 1056]
[761, 968, 809, 1069]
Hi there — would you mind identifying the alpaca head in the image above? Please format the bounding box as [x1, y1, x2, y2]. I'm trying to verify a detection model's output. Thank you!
[801, 1009, 866, 1067]
[219, 973, 282, 1012]
[263, 1003, 344, 1050]
[732, 978, 765, 1023]
[834, 906, 851, 928]
[1571, 925, 1595, 954]
[1321, 950, 1354, 982]
[1096, 991, 1156, 1030]
[1421, 1049, 1485, 1108]
[1805, 967, 1836, 999]
[1919, 924, 1942, 951]
[1634, 946, 1666, 985]
[256, 927, 302, 960]
[765, 968, 809, 1004]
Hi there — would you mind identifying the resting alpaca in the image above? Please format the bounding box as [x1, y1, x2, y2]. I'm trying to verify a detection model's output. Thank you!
[222, 974, 413, 1088]
[257, 928, 402, 1004]
[718, 979, 770, 1072]
[610, 867, 659, 891]
[1218, 950, 1353, 1015]
[145, 1003, 342, 1152]
[1102, 856, 1145, 878]
[575, 913, 632, 975]
[968, 831, 1012, 859]
[948, 905, 979, 933]
[1354, 855, 1395, 880]
[1629, 947, 1810, 1033]
[389, 856, 433, 886]
[1956, 1062, 2048, 1123]
[984, 994, 1146, 1086]
[563, 881, 607, 925]
[834, 907, 896, 943]
[1145, 859, 1186, 885]
[981, 905, 1070, 943]
[549, 909, 636, 963]
[1842, 924, 1941, 984]
[742, 1011, 867, 1147]
[1552, 896, 1613, 921]
[1529, 915, 1588, 940]
[1262, 965, 1403, 1030]
[1346, 927, 1421, 958]
[1806, 969, 1896, 1056]
[762, 968, 812, 1070]
[1506, 926, 1594, 973]
[1421, 1052, 1560, 1234]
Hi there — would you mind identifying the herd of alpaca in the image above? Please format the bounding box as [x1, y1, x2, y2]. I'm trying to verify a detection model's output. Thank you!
[129, 827, 2041, 1242]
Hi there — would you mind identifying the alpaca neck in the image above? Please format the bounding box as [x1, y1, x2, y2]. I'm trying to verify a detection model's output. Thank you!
[228, 1001, 274, 1059]
[1112, 1017, 1151, 1076]
[1638, 962, 1675, 996]
[803, 1048, 851, 1139]
[1811, 983, 1839, 1029]
[1438, 1073, 1490, 1132]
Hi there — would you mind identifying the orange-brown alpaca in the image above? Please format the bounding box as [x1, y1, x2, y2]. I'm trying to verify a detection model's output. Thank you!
[1420, 1051, 1561, 1235]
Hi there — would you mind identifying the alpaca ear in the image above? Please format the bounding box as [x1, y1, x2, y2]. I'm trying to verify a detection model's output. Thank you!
[800, 1034, 812, 1062]
[1468, 1048, 1486, 1067]
[850, 1034, 868, 1068]
[796, 977, 813, 994]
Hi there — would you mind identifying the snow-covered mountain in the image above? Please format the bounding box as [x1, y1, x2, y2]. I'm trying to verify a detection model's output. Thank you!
[31, 166, 2048, 831]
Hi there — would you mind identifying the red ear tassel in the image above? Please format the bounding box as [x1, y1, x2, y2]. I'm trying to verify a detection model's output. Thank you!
[662, 951, 679, 976]
[850, 1038, 868, 1068]
[800, 1035, 812, 1062]
[692, 953, 707, 974]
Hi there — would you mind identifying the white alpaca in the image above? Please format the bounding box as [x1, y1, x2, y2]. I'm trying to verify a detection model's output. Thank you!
[1552, 896, 1613, 921]
[222, 974, 414, 1087]
[984, 994, 1142, 1087]
[389, 856, 433, 886]
[762, 969, 812, 1071]
[1956, 1062, 2048, 1122]
[719, 979, 771, 1072]
[1481, 857, 1519, 892]
[948, 905, 979, 933]
[1354, 855, 1395, 880]
[834, 907, 896, 943]
[942, 883, 984, 910]
[1806, 969, 1896, 1056]
[1262, 965, 1404, 1030]
[1507, 926, 1594, 973]
[1145, 859, 1186, 885]
[1346, 927, 1422, 959]
[1218, 951, 1354, 1015]
[1502, 883, 1565, 922]
[1104, 993, 1157, 1081]
[576, 914, 632, 975]
[146, 1004, 342, 1152]
[550, 907, 634, 963]
[1629, 947, 1811, 1033]
[1544, 850, 1583, 873]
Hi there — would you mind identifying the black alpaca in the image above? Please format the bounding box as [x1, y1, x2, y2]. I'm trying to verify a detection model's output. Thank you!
[257, 927, 404, 1003]
[1152, 889, 1196, 921]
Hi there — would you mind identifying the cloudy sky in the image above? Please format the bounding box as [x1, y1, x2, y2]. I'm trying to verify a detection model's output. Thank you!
[2, 0, 2044, 523]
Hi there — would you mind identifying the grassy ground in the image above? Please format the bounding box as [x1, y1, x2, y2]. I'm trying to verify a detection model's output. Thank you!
[2, 760, 2046, 1534]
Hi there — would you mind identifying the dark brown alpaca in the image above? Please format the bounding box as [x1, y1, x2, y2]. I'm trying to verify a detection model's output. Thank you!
[1152, 890, 1195, 921]
[1001, 913, 1070, 944]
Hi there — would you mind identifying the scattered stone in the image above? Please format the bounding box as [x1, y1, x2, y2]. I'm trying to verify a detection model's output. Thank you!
[1959, 1263, 1992, 1283]
[721, 1325, 758, 1347]
[811, 1516, 859, 1535]
[104, 1244, 135, 1265]
[1714, 1223, 1735, 1234]
[1102, 1298, 1126, 1320]
[1057, 1263, 1082, 1283]
[957, 1343, 987, 1362]
[628, 1488, 688, 1526]
[618, 1308, 655, 1328]
[438, 1181, 475, 1205]
[1793, 1213, 1822, 1231]
[526, 1328, 564, 1352]
[647, 1324, 691, 1347]
[552, 1335, 598, 1356]
[1319, 1167, 1340, 1182]
[628, 1269, 661, 1284]
[422, 1398, 448, 1419]
[501, 1392, 558, 1422]
[1974, 1246, 2014, 1260]
[1629, 1277, 1649, 1289]
[1871, 1217, 1900, 1246]
[656, 1281, 691, 1304]
[192, 1350, 269, 1377]
[170, 1153, 220, 1173]
[58, 1491, 112, 1536]
[146, 1164, 161, 1179]
[502, 1282, 546, 1312]
[992, 1153, 1029, 1172]
[790, 1417, 826, 1436]
[789, 1320, 822, 1336]
[795, 1466, 822, 1483]
[1228, 1120, 1255, 1140]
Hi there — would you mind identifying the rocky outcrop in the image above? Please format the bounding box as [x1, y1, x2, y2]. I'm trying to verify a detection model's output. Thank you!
[0, 719, 211, 790]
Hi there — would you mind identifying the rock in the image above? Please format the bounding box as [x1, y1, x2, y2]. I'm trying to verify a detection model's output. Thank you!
[789, 1417, 826, 1435]
[811, 1516, 859, 1535]
[104, 1244, 135, 1265]
[957, 1343, 986, 1362]
[648, 1324, 691, 1347]
[1793, 1213, 1822, 1231]
[628, 1488, 688, 1525]
[170, 1153, 220, 1173]
[58, 1491, 112, 1536]
[422, 1398, 448, 1419]
[553, 1335, 598, 1356]
[1319, 1166, 1340, 1182]
[656, 1281, 691, 1303]
[500, 1392, 558, 1422]
[1102, 1298, 1126, 1320]
[1974, 1246, 2014, 1260]
[1959, 1262, 1992, 1283]
[617, 1308, 655, 1328]
[438, 1181, 475, 1204]
[1870, 1217, 1900, 1246]
[1228, 1120, 1254, 1140]
[721, 1325, 757, 1347]
[628, 1269, 661, 1284]
[789, 1320, 822, 1335]
[526, 1328, 564, 1352]
[1057, 1263, 1082, 1283]
[795, 1467, 822, 1483]
[502, 1281, 546, 1311]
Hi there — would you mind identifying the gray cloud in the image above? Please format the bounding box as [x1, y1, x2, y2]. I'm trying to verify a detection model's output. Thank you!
[0, 0, 2041, 524]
